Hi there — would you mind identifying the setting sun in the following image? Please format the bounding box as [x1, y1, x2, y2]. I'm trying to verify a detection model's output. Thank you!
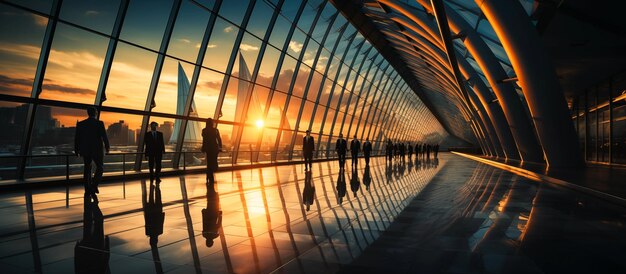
[255, 119, 264, 129]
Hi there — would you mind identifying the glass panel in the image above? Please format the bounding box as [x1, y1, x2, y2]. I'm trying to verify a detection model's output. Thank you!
[193, 68, 224, 119]
[312, 4, 335, 42]
[167, 0, 211, 62]
[233, 34, 262, 79]
[40, 23, 107, 104]
[276, 56, 296, 92]
[292, 63, 310, 98]
[311, 105, 326, 133]
[0, 4, 46, 97]
[60, 0, 120, 34]
[260, 128, 278, 159]
[237, 126, 262, 163]
[287, 29, 306, 58]
[202, 18, 238, 73]
[280, 0, 303, 22]
[307, 72, 323, 102]
[586, 89, 597, 161]
[246, 0, 274, 39]
[276, 129, 293, 160]
[302, 40, 319, 68]
[267, 92, 287, 128]
[119, 0, 174, 51]
[103, 42, 157, 110]
[220, 76, 244, 122]
[315, 48, 330, 72]
[256, 45, 280, 87]
[99, 111, 143, 152]
[268, 15, 290, 48]
[613, 73, 626, 164]
[0, 102, 29, 179]
[217, 0, 250, 26]
[286, 96, 302, 129]
[298, 101, 314, 131]
[151, 58, 195, 115]
[29, 105, 83, 155]
[215, 123, 233, 164]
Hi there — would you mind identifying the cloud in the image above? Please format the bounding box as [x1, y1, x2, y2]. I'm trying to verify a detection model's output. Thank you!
[201, 80, 222, 90]
[31, 14, 48, 27]
[207, 44, 218, 48]
[42, 82, 96, 95]
[178, 38, 191, 44]
[0, 74, 32, 94]
[85, 10, 99, 16]
[239, 43, 259, 52]
[224, 26, 234, 33]
[0, 43, 41, 60]
[47, 49, 104, 69]
[289, 41, 303, 53]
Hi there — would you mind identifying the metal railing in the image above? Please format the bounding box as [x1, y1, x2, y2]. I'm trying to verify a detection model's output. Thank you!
[0, 149, 387, 182]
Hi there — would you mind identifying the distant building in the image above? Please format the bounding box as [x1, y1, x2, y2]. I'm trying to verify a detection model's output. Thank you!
[158, 121, 173, 144]
[107, 120, 132, 146]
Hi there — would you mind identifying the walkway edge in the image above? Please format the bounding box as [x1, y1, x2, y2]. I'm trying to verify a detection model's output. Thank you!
[452, 151, 626, 208]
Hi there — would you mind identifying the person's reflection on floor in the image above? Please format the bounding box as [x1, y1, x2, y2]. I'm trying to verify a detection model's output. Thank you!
[302, 171, 315, 211]
[336, 169, 347, 204]
[363, 166, 372, 191]
[350, 169, 360, 197]
[433, 157, 439, 168]
[407, 157, 414, 173]
[75, 192, 109, 274]
[202, 183, 222, 247]
[385, 162, 393, 184]
[143, 179, 165, 247]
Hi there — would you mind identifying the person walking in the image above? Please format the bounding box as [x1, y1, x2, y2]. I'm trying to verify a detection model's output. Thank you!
[144, 122, 165, 181]
[303, 130, 315, 171]
[407, 142, 413, 161]
[363, 138, 372, 167]
[74, 107, 110, 194]
[350, 135, 361, 169]
[335, 133, 347, 169]
[201, 118, 222, 185]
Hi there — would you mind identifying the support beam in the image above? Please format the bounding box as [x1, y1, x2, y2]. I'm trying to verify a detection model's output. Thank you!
[477, 0, 584, 168]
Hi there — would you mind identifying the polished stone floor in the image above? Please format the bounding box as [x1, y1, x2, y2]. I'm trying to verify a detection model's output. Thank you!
[1, 153, 625, 274]
[0, 155, 442, 273]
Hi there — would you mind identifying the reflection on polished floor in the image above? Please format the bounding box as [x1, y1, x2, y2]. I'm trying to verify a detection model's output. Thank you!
[0, 155, 442, 273]
[2, 153, 626, 274]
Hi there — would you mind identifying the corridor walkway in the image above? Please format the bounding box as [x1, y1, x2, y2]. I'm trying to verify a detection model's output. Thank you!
[0, 155, 442, 273]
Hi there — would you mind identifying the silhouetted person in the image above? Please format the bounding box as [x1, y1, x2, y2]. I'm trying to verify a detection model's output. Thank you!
[75, 192, 109, 274]
[202, 183, 222, 247]
[336, 169, 347, 204]
[426, 144, 431, 159]
[386, 139, 393, 163]
[302, 171, 315, 211]
[350, 135, 360, 168]
[363, 166, 372, 191]
[335, 133, 347, 169]
[434, 144, 440, 158]
[400, 142, 406, 163]
[74, 107, 110, 194]
[303, 130, 315, 171]
[144, 122, 165, 181]
[143, 181, 164, 247]
[202, 118, 222, 184]
[350, 169, 360, 196]
[407, 143, 413, 161]
[363, 138, 372, 167]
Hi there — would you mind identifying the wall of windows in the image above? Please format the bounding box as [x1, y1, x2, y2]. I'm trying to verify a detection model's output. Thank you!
[570, 70, 626, 165]
[0, 0, 447, 180]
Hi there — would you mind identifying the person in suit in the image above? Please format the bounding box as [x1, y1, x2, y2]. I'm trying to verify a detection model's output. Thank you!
[335, 133, 347, 169]
[75, 192, 109, 274]
[363, 138, 372, 167]
[144, 122, 165, 181]
[303, 130, 315, 171]
[201, 118, 222, 185]
[350, 135, 360, 169]
[74, 107, 110, 194]
[302, 171, 315, 211]
[202, 183, 222, 247]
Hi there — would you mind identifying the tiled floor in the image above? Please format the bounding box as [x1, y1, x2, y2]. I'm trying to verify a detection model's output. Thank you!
[0, 155, 442, 273]
[2, 153, 625, 274]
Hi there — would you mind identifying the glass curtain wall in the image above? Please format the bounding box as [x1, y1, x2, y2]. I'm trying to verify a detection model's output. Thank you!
[0, 0, 447, 181]
[571, 70, 626, 165]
